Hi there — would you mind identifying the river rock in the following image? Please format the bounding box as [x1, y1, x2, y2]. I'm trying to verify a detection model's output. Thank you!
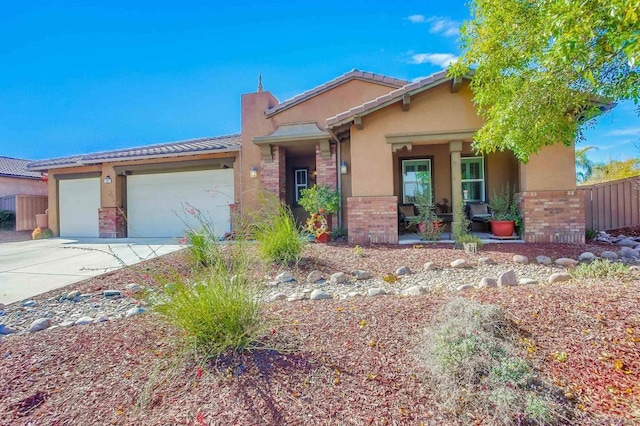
[477, 257, 496, 265]
[617, 238, 639, 247]
[600, 251, 619, 261]
[125, 283, 144, 295]
[513, 255, 529, 264]
[578, 252, 597, 262]
[0, 324, 16, 335]
[478, 277, 497, 288]
[307, 270, 323, 284]
[125, 307, 145, 317]
[103, 290, 122, 298]
[536, 256, 552, 265]
[555, 258, 578, 267]
[518, 278, 538, 285]
[620, 247, 639, 259]
[548, 272, 571, 284]
[402, 285, 426, 296]
[30, 318, 51, 333]
[330, 272, 347, 284]
[275, 271, 296, 283]
[367, 288, 386, 297]
[395, 266, 411, 276]
[450, 259, 468, 269]
[74, 316, 93, 325]
[352, 270, 371, 280]
[497, 269, 518, 287]
[456, 284, 474, 291]
[309, 289, 332, 300]
[423, 262, 436, 271]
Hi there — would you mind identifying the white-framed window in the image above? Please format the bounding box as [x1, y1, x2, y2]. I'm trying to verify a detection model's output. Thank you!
[294, 168, 308, 203]
[461, 156, 485, 202]
[402, 159, 432, 204]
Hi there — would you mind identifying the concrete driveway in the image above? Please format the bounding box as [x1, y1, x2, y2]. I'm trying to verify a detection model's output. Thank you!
[0, 238, 184, 305]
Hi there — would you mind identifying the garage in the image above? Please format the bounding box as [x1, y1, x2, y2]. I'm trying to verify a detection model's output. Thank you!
[59, 177, 101, 238]
[126, 168, 234, 238]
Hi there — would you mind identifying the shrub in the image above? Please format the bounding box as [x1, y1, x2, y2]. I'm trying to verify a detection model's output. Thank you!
[331, 226, 347, 241]
[452, 199, 471, 241]
[415, 298, 568, 424]
[249, 191, 305, 265]
[570, 258, 634, 280]
[31, 227, 53, 239]
[456, 233, 484, 250]
[0, 210, 15, 230]
[585, 228, 598, 241]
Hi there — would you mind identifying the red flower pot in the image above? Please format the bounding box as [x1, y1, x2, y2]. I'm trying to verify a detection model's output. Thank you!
[490, 220, 515, 237]
[315, 233, 330, 243]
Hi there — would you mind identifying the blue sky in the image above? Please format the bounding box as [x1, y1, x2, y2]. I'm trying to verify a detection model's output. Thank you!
[1, 1, 638, 164]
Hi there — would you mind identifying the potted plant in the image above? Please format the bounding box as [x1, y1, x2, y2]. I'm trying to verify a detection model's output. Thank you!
[299, 184, 341, 242]
[488, 184, 521, 237]
[409, 172, 443, 241]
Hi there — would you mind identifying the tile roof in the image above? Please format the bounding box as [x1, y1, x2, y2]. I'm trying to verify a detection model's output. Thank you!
[265, 69, 409, 117]
[326, 69, 473, 128]
[27, 134, 241, 171]
[0, 156, 42, 179]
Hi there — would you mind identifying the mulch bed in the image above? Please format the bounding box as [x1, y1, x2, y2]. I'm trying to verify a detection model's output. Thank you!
[0, 242, 638, 425]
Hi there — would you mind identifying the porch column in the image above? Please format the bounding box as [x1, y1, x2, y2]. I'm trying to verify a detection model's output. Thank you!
[449, 141, 463, 235]
[261, 145, 286, 201]
[315, 141, 337, 189]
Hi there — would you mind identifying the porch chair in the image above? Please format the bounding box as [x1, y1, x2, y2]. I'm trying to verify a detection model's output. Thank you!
[465, 202, 492, 232]
[398, 204, 417, 234]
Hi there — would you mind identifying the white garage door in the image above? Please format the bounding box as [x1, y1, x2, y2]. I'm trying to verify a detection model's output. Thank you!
[126, 169, 234, 238]
[59, 178, 101, 238]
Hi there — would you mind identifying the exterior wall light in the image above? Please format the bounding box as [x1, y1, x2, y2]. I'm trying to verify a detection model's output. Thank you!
[340, 161, 348, 175]
[103, 175, 112, 184]
[249, 166, 258, 179]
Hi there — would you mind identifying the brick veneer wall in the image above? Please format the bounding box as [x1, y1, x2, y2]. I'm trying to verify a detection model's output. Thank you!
[316, 143, 337, 189]
[261, 145, 286, 200]
[347, 196, 398, 245]
[518, 190, 585, 244]
[99, 207, 127, 238]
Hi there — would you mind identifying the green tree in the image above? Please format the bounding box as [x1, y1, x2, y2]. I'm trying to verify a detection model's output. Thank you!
[575, 146, 597, 183]
[584, 158, 640, 183]
[451, 0, 640, 162]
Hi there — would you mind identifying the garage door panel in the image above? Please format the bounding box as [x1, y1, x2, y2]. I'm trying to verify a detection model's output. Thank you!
[59, 178, 100, 238]
[127, 169, 234, 238]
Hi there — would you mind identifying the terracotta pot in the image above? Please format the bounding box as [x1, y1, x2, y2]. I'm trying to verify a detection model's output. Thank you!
[490, 220, 515, 237]
[315, 232, 330, 243]
[35, 213, 48, 229]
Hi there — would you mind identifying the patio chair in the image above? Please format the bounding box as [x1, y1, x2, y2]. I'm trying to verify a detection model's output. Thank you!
[466, 202, 492, 232]
[398, 204, 417, 234]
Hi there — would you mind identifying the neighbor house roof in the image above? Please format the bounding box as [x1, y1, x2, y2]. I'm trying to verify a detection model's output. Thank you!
[327, 69, 474, 128]
[0, 156, 42, 179]
[27, 134, 242, 171]
[265, 69, 409, 117]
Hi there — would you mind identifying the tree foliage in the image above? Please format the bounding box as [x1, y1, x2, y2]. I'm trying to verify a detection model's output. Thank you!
[451, 0, 640, 162]
[583, 158, 640, 184]
[575, 146, 597, 183]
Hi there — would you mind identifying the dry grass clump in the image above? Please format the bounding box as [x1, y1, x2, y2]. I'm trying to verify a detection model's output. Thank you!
[415, 298, 571, 425]
[570, 258, 635, 280]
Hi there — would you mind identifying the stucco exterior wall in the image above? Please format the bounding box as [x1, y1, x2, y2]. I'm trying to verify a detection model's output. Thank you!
[519, 143, 577, 191]
[0, 176, 47, 197]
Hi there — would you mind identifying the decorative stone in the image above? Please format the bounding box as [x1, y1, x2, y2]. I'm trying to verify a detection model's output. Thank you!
[346, 291, 363, 298]
[29, 318, 51, 333]
[512, 255, 529, 264]
[74, 316, 93, 326]
[22, 300, 36, 307]
[125, 283, 144, 295]
[450, 259, 468, 269]
[306, 270, 323, 284]
[518, 278, 538, 285]
[600, 251, 619, 261]
[275, 271, 296, 283]
[478, 277, 497, 288]
[423, 262, 435, 270]
[94, 315, 109, 323]
[402, 285, 426, 296]
[269, 293, 287, 302]
[309, 289, 332, 300]
[395, 266, 411, 276]
[287, 293, 307, 302]
[0, 324, 17, 335]
[103, 290, 122, 298]
[630, 265, 640, 273]
[477, 257, 496, 266]
[352, 270, 371, 280]
[330, 272, 347, 284]
[555, 258, 578, 267]
[548, 272, 571, 284]
[125, 307, 145, 317]
[367, 288, 386, 297]
[620, 247, 639, 259]
[497, 269, 518, 287]
[456, 284, 474, 291]
[0, 303, 4, 311]
[536, 255, 552, 265]
[578, 252, 597, 262]
[60, 321, 75, 327]
[617, 238, 639, 247]
[66, 290, 80, 300]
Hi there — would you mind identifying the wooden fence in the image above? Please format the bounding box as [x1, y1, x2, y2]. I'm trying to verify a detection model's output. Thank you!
[581, 176, 640, 231]
[0, 194, 48, 231]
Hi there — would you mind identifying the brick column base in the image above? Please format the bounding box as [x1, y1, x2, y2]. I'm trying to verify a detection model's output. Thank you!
[261, 145, 286, 201]
[99, 207, 127, 238]
[347, 196, 398, 245]
[518, 190, 584, 244]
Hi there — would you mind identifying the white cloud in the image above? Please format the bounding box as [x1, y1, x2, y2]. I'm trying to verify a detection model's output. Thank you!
[427, 16, 460, 37]
[605, 127, 640, 137]
[409, 53, 459, 68]
[407, 14, 426, 23]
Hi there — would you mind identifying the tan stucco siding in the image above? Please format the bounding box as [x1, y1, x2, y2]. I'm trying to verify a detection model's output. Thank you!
[272, 79, 400, 126]
[519, 144, 576, 191]
[0, 176, 47, 198]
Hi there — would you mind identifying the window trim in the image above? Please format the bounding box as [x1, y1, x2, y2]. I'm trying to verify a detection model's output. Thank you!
[401, 158, 433, 205]
[461, 156, 485, 202]
[294, 168, 308, 204]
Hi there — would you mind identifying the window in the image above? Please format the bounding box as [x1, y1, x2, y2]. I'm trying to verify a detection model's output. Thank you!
[294, 168, 308, 203]
[461, 157, 485, 201]
[402, 159, 432, 204]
